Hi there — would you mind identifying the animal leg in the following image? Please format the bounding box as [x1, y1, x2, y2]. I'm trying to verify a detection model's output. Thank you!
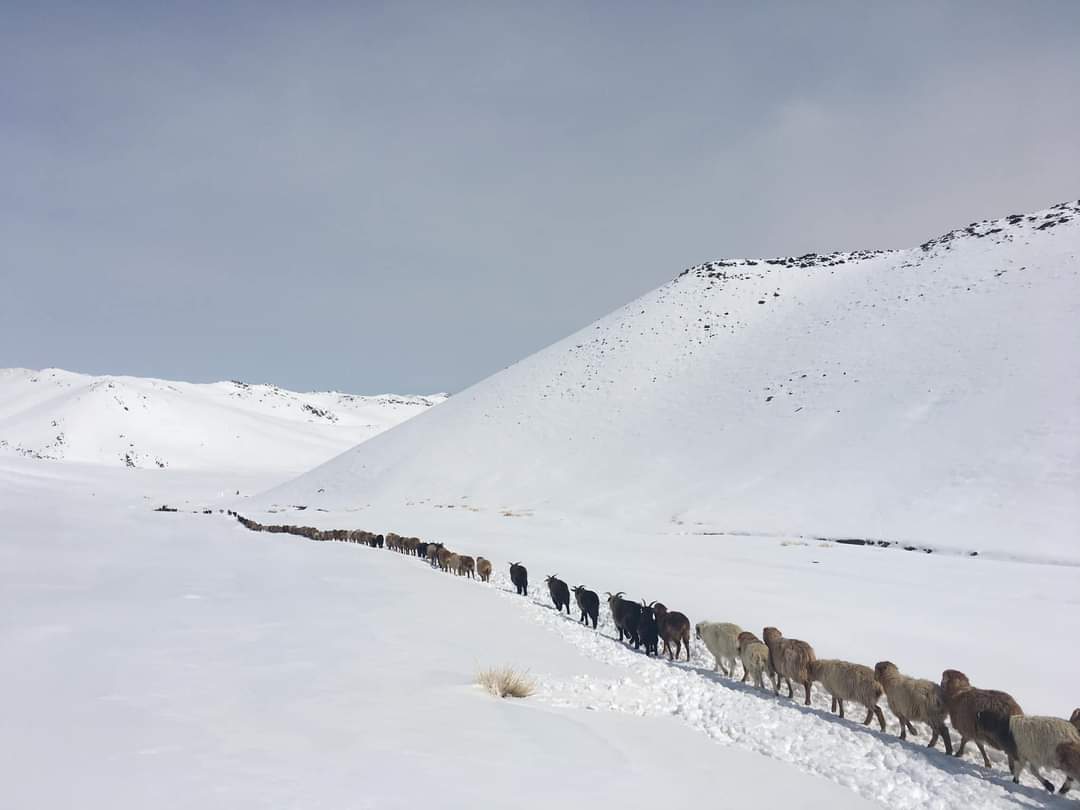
[955, 736, 968, 758]
[940, 726, 953, 755]
[899, 715, 908, 740]
[786, 678, 794, 699]
[830, 695, 837, 713]
[875, 707, 886, 731]
[1059, 776, 1073, 794]
[976, 741, 991, 768]
[905, 719, 918, 737]
[1027, 763, 1055, 792]
[803, 681, 812, 706]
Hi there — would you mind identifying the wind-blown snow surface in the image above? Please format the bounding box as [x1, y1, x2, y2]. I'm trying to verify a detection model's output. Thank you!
[262, 201, 1080, 562]
[0, 367, 444, 473]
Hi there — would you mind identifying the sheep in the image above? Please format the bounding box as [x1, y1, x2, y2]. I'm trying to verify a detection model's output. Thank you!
[426, 543, 442, 567]
[509, 562, 528, 596]
[637, 601, 659, 656]
[762, 627, 816, 705]
[447, 553, 461, 575]
[811, 659, 886, 731]
[437, 547, 453, 572]
[1072, 708, 1080, 731]
[652, 603, 691, 661]
[458, 555, 476, 579]
[737, 632, 771, 690]
[386, 532, 402, 551]
[476, 557, 493, 583]
[545, 575, 571, 614]
[695, 621, 743, 677]
[571, 586, 599, 629]
[605, 592, 641, 648]
[940, 669, 1023, 770]
[1008, 715, 1080, 793]
[873, 661, 952, 753]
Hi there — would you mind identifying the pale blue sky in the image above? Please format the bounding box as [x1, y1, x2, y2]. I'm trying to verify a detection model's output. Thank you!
[3, 2, 1079, 393]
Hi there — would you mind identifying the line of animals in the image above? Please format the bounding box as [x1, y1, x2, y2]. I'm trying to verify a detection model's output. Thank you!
[228, 511, 1080, 796]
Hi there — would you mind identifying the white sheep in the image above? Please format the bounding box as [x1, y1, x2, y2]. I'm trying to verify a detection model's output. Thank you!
[811, 659, 886, 731]
[1009, 715, 1080, 794]
[695, 621, 742, 677]
[736, 631, 771, 690]
[874, 661, 952, 753]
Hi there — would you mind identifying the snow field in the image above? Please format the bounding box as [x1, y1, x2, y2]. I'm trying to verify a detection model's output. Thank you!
[234, 514, 1080, 808]
[0, 459, 875, 809]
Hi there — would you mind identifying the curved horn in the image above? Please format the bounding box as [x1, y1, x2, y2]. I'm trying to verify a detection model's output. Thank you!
[615, 591, 625, 599]
[648, 600, 657, 608]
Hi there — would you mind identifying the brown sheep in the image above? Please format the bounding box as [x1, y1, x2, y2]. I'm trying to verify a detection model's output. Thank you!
[762, 626, 816, 705]
[458, 555, 476, 579]
[447, 552, 461, 575]
[940, 669, 1023, 770]
[437, 546, 453, 572]
[476, 557, 492, 582]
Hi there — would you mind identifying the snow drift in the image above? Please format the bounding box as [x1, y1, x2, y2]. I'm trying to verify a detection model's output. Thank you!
[262, 201, 1080, 561]
[0, 368, 444, 473]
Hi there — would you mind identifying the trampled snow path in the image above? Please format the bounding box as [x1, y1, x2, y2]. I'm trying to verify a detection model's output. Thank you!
[454, 564, 1070, 810]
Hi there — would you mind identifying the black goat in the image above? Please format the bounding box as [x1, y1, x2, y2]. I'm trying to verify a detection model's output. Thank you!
[571, 585, 599, 629]
[637, 601, 660, 657]
[606, 592, 641, 649]
[545, 575, 571, 614]
[509, 562, 529, 596]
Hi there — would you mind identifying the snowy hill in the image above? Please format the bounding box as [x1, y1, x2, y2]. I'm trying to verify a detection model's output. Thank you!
[0, 368, 445, 473]
[262, 201, 1080, 562]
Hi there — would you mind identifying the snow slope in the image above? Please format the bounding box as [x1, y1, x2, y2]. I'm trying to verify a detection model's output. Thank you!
[0, 368, 444, 474]
[261, 201, 1080, 562]
[0, 457, 876, 810]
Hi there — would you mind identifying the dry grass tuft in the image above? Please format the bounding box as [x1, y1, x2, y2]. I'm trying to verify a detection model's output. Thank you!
[476, 666, 535, 699]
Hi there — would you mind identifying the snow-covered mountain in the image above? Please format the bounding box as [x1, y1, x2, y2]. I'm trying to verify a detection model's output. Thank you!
[0, 368, 445, 473]
[262, 201, 1080, 562]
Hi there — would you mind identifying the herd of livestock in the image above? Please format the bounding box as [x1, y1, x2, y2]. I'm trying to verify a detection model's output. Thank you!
[228, 511, 1080, 797]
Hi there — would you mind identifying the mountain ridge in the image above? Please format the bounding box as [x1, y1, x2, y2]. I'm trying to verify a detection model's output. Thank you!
[0, 367, 445, 472]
